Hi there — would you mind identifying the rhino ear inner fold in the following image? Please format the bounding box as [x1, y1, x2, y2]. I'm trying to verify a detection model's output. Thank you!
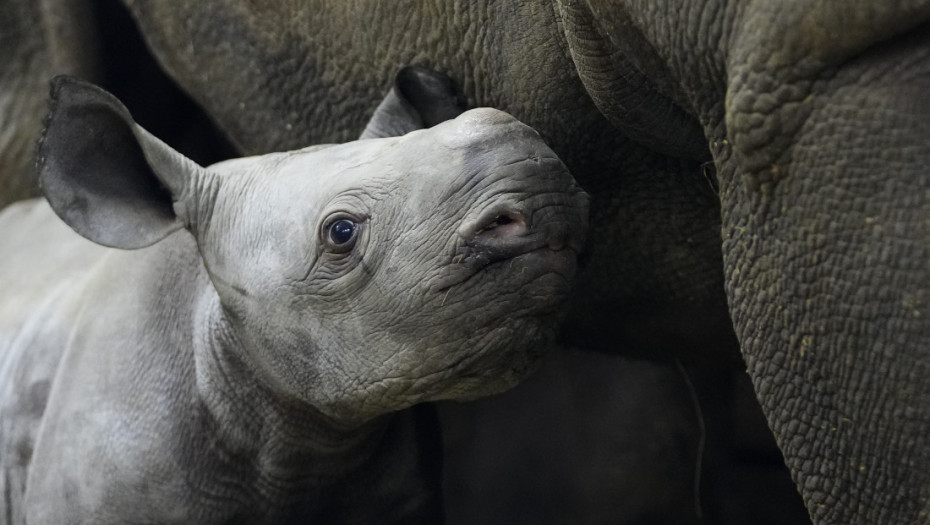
[359, 66, 467, 139]
[37, 76, 209, 250]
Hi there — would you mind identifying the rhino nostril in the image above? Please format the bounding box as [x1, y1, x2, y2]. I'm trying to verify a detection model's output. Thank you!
[476, 212, 527, 237]
[485, 214, 513, 229]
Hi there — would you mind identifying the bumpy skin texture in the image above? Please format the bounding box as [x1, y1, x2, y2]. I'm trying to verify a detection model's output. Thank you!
[0, 78, 588, 523]
[565, 1, 930, 523]
[723, 27, 930, 525]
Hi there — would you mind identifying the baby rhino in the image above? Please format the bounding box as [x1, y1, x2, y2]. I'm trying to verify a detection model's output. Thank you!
[0, 70, 588, 523]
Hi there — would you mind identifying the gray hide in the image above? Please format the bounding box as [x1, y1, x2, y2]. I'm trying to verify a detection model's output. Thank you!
[0, 72, 588, 524]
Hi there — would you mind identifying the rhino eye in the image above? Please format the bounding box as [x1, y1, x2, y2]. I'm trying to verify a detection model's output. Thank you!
[321, 213, 365, 253]
[330, 219, 356, 244]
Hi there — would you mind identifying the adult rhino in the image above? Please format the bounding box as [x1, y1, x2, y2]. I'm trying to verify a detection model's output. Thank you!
[4, 1, 929, 524]
[0, 74, 588, 523]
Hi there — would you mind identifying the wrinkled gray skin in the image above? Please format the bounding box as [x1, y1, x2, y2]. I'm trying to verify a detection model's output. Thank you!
[0, 76, 588, 523]
[4, 1, 930, 523]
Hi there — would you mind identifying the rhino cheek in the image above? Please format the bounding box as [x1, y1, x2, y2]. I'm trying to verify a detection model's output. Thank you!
[274, 267, 565, 423]
[311, 319, 553, 422]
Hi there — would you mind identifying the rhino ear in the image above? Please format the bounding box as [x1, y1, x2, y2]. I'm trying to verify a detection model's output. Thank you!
[359, 66, 467, 139]
[37, 76, 210, 249]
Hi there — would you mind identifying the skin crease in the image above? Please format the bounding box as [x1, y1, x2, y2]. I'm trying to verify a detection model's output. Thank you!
[0, 79, 588, 523]
[1, 1, 928, 523]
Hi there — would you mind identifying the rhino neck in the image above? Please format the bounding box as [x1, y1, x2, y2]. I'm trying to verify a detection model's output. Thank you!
[191, 294, 390, 484]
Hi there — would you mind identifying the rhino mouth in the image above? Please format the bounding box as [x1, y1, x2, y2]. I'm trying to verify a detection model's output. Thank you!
[432, 240, 580, 300]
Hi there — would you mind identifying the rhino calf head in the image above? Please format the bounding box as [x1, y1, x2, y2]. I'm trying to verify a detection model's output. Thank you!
[0, 73, 588, 521]
[38, 76, 589, 423]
